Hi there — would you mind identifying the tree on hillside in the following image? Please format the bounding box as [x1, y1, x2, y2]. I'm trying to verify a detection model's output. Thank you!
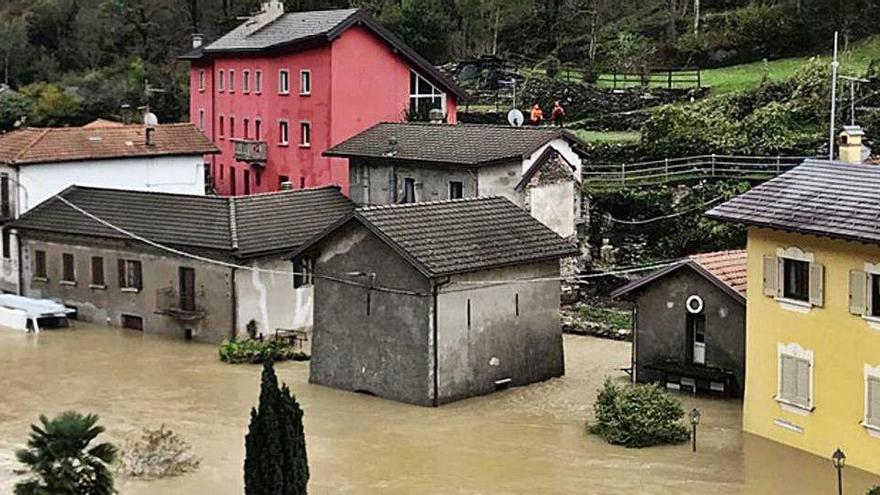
[14, 411, 117, 495]
[244, 360, 309, 495]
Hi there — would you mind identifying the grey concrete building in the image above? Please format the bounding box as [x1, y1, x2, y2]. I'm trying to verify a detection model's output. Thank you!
[11, 185, 353, 343]
[612, 250, 747, 397]
[324, 122, 588, 240]
[293, 196, 579, 406]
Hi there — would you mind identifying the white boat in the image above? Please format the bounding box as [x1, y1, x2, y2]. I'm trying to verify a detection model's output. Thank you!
[0, 294, 75, 333]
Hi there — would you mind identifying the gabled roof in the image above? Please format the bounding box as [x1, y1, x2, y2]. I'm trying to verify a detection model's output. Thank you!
[611, 250, 747, 305]
[181, 8, 465, 99]
[295, 196, 580, 277]
[514, 147, 578, 191]
[707, 159, 880, 246]
[11, 185, 354, 260]
[0, 123, 219, 166]
[324, 122, 586, 166]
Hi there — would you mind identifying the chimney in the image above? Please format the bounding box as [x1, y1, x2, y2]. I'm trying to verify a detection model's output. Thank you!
[247, 1, 285, 35]
[145, 127, 155, 147]
[192, 33, 204, 49]
[383, 136, 398, 157]
[279, 180, 293, 191]
[428, 108, 445, 124]
[838, 125, 867, 164]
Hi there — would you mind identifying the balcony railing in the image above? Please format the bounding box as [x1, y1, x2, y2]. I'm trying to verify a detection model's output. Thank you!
[232, 139, 267, 165]
[155, 287, 206, 321]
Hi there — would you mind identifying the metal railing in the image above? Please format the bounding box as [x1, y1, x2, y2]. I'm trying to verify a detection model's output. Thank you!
[583, 154, 815, 190]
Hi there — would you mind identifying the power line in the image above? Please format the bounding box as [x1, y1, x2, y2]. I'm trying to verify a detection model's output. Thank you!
[601, 195, 726, 225]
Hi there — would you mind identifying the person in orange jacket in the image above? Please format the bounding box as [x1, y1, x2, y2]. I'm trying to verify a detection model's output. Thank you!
[552, 101, 565, 127]
[530, 103, 544, 125]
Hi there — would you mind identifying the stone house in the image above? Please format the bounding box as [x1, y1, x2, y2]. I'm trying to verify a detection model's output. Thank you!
[0, 122, 218, 293]
[323, 122, 588, 240]
[11, 185, 353, 342]
[612, 250, 747, 397]
[292, 196, 580, 406]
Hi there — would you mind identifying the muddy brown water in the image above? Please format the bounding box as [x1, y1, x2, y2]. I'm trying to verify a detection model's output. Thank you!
[1, 324, 878, 494]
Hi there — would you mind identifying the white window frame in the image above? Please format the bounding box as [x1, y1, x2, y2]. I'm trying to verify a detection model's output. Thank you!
[120, 259, 142, 292]
[864, 364, 880, 437]
[218, 69, 225, 91]
[862, 263, 880, 330]
[255, 70, 263, 94]
[776, 342, 814, 416]
[299, 121, 311, 148]
[278, 120, 289, 146]
[409, 71, 447, 115]
[228, 69, 235, 92]
[775, 247, 815, 313]
[279, 69, 290, 95]
[300, 70, 311, 95]
[242, 70, 250, 93]
[198, 70, 206, 91]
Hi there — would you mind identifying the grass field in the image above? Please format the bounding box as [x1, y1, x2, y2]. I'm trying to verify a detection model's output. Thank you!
[572, 129, 641, 144]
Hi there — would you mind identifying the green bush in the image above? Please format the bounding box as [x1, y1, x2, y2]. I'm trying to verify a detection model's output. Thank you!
[867, 487, 880, 495]
[219, 339, 308, 365]
[588, 379, 690, 448]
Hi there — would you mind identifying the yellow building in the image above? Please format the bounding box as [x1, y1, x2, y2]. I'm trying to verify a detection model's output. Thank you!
[708, 158, 880, 475]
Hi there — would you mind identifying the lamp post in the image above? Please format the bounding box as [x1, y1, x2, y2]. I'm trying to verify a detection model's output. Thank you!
[832, 448, 846, 495]
[689, 408, 701, 452]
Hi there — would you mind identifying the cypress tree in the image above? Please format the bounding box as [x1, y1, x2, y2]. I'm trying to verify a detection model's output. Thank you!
[244, 360, 309, 495]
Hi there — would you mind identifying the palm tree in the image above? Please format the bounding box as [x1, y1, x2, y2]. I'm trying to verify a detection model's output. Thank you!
[15, 411, 117, 495]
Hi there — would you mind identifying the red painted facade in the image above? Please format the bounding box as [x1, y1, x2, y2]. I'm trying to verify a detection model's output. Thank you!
[189, 25, 458, 196]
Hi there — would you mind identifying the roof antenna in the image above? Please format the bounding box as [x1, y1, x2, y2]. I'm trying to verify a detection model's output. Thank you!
[828, 31, 839, 161]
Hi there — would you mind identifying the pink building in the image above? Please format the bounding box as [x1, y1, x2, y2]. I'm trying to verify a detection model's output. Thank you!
[180, 3, 464, 196]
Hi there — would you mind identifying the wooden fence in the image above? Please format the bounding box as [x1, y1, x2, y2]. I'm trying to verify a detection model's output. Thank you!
[583, 155, 814, 190]
[597, 68, 701, 89]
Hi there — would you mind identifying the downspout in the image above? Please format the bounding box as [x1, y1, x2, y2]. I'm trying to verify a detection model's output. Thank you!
[431, 276, 451, 407]
[231, 266, 237, 340]
[630, 305, 637, 383]
[15, 229, 23, 296]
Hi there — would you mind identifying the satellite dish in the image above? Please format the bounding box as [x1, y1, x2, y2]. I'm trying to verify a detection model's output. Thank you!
[144, 112, 159, 126]
[507, 109, 524, 127]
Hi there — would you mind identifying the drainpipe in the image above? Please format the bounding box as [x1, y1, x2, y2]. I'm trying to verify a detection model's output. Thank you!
[431, 276, 451, 407]
[230, 267, 237, 340]
[630, 305, 637, 383]
[14, 228, 22, 296]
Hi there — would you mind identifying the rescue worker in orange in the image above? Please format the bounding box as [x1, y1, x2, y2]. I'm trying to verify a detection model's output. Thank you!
[530, 104, 544, 125]
[552, 101, 565, 127]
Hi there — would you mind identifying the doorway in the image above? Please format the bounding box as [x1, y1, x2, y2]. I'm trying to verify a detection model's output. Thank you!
[179, 267, 196, 312]
[687, 313, 706, 365]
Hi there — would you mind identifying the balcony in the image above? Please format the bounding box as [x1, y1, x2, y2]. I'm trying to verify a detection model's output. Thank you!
[232, 139, 267, 165]
[155, 287, 206, 322]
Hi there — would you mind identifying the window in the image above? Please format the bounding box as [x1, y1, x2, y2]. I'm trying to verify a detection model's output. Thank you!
[91, 256, 105, 287]
[118, 259, 142, 291]
[300, 70, 311, 95]
[278, 175, 290, 189]
[278, 120, 289, 146]
[783, 259, 809, 302]
[179, 267, 196, 312]
[219, 164, 224, 180]
[255, 70, 263, 93]
[255, 119, 262, 140]
[228, 70, 235, 92]
[34, 250, 47, 279]
[449, 181, 463, 199]
[866, 365, 880, 430]
[515, 293, 519, 316]
[243, 118, 250, 139]
[467, 299, 472, 328]
[279, 69, 290, 94]
[198, 70, 206, 91]
[299, 177, 305, 189]
[229, 116, 235, 138]
[242, 70, 250, 93]
[778, 343, 813, 412]
[872, 274, 880, 318]
[2, 228, 9, 260]
[0, 173, 9, 218]
[219, 115, 225, 138]
[255, 169, 262, 187]
[218, 69, 225, 91]
[230, 167, 236, 196]
[244, 169, 251, 195]
[121, 314, 143, 331]
[409, 71, 446, 118]
[61, 253, 75, 283]
[293, 256, 314, 288]
[198, 109, 205, 131]
[402, 178, 416, 203]
[299, 121, 311, 147]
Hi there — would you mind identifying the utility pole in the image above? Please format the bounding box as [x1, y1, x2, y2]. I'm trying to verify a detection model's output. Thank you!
[839, 75, 869, 126]
[829, 32, 839, 161]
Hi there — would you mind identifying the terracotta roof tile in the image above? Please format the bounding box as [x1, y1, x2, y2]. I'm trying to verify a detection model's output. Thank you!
[688, 250, 747, 296]
[0, 123, 218, 166]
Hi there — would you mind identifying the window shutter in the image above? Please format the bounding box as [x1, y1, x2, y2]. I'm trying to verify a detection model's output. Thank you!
[795, 358, 811, 408]
[809, 262, 824, 307]
[118, 260, 125, 288]
[851, 270, 868, 316]
[763, 255, 778, 297]
[780, 355, 796, 402]
[134, 262, 143, 290]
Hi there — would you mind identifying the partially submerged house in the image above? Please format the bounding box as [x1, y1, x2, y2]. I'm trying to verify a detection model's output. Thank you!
[324, 122, 587, 239]
[293, 196, 579, 406]
[612, 250, 747, 397]
[0, 122, 218, 293]
[11, 185, 353, 342]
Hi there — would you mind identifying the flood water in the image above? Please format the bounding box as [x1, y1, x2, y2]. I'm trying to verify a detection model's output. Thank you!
[1, 324, 878, 494]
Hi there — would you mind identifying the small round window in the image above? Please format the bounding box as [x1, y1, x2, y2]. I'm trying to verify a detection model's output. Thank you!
[686, 295, 704, 314]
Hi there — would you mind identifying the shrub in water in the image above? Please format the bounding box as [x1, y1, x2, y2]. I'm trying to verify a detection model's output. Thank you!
[867, 487, 880, 495]
[119, 425, 200, 479]
[588, 378, 690, 448]
[219, 339, 309, 364]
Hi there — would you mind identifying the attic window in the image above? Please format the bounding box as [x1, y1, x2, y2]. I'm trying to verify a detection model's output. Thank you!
[409, 71, 446, 118]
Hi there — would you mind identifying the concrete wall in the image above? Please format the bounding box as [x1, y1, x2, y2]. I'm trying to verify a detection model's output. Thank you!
[436, 260, 565, 403]
[476, 161, 523, 204]
[307, 221, 434, 405]
[633, 267, 746, 395]
[348, 158, 477, 205]
[235, 257, 313, 339]
[524, 181, 578, 239]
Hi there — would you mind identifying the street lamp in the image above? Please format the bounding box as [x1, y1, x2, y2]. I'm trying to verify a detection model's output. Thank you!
[689, 408, 701, 452]
[832, 448, 846, 495]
